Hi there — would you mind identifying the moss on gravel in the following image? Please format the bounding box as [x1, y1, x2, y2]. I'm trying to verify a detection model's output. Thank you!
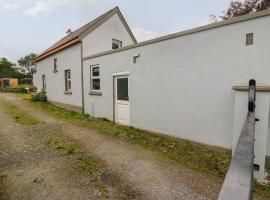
[43, 134, 109, 198]
[0, 173, 7, 184]
[0, 99, 40, 125]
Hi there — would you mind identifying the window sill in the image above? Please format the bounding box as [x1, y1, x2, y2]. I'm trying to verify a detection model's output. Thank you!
[53, 70, 58, 73]
[89, 91, 102, 96]
[64, 91, 72, 95]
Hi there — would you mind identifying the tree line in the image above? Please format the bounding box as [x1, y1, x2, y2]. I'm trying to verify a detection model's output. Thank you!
[214, 0, 270, 20]
[0, 53, 36, 79]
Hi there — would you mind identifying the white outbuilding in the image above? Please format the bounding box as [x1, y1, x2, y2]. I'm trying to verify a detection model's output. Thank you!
[34, 7, 270, 181]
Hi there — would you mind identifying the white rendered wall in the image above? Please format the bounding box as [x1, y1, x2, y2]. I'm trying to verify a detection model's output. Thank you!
[34, 43, 82, 108]
[83, 15, 270, 149]
[82, 13, 135, 57]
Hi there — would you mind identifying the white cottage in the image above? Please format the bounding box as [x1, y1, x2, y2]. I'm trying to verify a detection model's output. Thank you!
[34, 7, 137, 112]
[34, 7, 270, 180]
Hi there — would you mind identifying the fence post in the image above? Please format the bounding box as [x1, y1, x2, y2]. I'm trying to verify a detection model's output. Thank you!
[218, 79, 256, 200]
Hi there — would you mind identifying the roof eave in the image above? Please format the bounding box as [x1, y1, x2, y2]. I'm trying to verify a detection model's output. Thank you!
[34, 38, 81, 62]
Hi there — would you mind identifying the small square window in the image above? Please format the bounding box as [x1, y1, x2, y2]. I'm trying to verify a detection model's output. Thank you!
[112, 39, 122, 49]
[246, 33, 254, 46]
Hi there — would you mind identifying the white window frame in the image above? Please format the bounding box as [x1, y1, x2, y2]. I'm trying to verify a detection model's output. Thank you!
[112, 39, 122, 49]
[90, 65, 101, 92]
[64, 69, 71, 92]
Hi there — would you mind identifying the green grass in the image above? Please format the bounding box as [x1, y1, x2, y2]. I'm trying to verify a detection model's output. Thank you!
[21, 94, 89, 121]
[43, 134, 108, 198]
[0, 172, 7, 190]
[19, 93, 231, 177]
[254, 180, 270, 198]
[0, 99, 40, 125]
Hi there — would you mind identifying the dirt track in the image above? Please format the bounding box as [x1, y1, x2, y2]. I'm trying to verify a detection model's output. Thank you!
[0, 93, 225, 200]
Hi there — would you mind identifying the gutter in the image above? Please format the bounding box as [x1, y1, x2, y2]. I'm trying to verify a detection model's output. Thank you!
[83, 9, 270, 61]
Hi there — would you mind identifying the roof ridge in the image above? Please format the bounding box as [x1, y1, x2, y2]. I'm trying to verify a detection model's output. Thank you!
[35, 7, 119, 61]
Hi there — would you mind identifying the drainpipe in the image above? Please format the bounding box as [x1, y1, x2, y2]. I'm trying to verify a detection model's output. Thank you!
[80, 42, 85, 113]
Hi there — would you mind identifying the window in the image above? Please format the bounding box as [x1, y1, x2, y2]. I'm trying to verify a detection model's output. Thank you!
[246, 33, 254, 46]
[112, 39, 122, 49]
[64, 70, 71, 91]
[90, 66, 100, 91]
[53, 58, 58, 72]
[117, 78, 129, 101]
[42, 74, 46, 91]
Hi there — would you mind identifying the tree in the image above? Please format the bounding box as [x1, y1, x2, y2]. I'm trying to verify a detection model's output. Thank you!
[0, 57, 17, 75]
[215, 0, 270, 20]
[17, 53, 37, 76]
[0, 57, 15, 68]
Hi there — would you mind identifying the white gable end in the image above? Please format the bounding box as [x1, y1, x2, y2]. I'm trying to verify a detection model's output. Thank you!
[82, 13, 135, 57]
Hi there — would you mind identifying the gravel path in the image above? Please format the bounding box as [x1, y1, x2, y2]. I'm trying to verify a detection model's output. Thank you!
[0, 93, 223, 200]
[0, 104, 100, 200]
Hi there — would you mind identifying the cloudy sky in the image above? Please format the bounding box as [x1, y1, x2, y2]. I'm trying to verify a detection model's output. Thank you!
[0, 0, 232, 62]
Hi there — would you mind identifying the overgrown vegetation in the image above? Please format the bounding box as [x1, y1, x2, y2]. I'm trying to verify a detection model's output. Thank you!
[31, 90, 47, 102]
[20, 94, 230, 177]
[43, 134, 108, 198]
[0, 99, 40, 125]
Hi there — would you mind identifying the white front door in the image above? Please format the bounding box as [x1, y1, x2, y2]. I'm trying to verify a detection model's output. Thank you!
[115, 76, 129, 125]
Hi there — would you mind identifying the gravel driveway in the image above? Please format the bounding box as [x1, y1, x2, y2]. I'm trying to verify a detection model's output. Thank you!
[0, 93, 224, 200]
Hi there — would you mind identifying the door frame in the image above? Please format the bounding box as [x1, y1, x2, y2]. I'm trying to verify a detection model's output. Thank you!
[113, 71, 130, 124]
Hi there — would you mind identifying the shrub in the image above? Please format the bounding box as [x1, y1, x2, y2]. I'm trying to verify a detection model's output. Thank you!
[31, 90, 47, 102]
[19, 85, 37, 93]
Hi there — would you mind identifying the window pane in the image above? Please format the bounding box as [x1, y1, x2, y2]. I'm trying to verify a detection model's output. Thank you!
[68, 80, 71, 90]
[65, 79, 68, 91]
[112, 43, 119, 49]
[42, 75, 46, 90]
[64, 70, 71, 91]
[54, 58, 57, 71]
[92, 67, 99, 77]
[117, 78, 128, 101]
[68, 71, 71, 79]
[246, 33, 253, 46]
[92, 79, 100, 90]
[112, 39, 122, 49]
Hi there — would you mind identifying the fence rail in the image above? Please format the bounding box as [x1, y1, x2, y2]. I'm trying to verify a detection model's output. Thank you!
[218, 79, 256, 200]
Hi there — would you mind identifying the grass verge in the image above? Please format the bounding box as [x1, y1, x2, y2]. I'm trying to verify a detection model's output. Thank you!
[20, 94, 230, 177]
[0, 98, 40, 125]
[43, 134, 108, 198]
[254, 180, 270, 199]
[0, 173, 7, 187]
